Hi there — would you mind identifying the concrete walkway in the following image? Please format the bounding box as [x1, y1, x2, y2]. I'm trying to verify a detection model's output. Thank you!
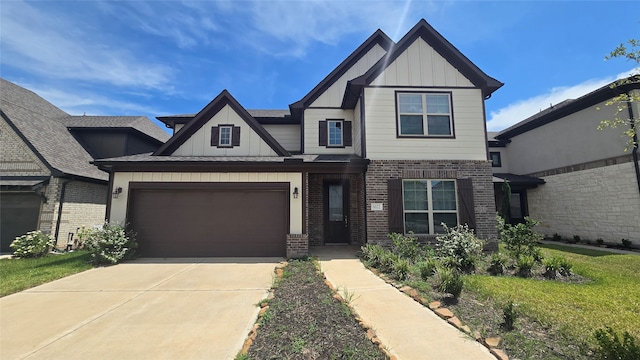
[539, 240, 639, 255]
[312, 246, 494, 360]
[0, 257, 280, 360]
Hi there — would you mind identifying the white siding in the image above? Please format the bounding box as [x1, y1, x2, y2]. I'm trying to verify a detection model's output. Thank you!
[303, 108, 356, 154]
[505, 100, 627, 175]
[310, 44, 387, 107]
[263, 124, 301, 152]
[371, 38, 473, 87]
[174, 123, 184, 134]
[110, 172, 303, 234]
[353, 98, 362, 156]
[172, 105, 278, 156]
[364, 87, 487, 160]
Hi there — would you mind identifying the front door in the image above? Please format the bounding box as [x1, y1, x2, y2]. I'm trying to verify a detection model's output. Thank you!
[324, 180, 350, 244]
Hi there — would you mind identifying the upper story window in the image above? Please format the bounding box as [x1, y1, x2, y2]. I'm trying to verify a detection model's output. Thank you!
[397, 92, 453, 137]
[319, 120, 352, 148]
[219, 126, 232, 146]
[490, 152, 502, 167]
[211, 125, 240, 148]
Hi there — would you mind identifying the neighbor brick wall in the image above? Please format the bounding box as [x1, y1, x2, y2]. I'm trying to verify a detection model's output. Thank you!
[365, 160, 497, 249]
[0, 118, 50, 176]
[528, 161, 640, 245]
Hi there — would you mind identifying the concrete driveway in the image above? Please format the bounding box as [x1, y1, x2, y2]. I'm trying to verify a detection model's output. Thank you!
[0, 257, 281, 360]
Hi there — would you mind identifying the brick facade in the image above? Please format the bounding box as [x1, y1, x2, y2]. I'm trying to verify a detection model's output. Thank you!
[307, 173, 365, 246]
[286, 233, 309, 258]
[0, 119, 50, 177]
[365, 160, 498, 250]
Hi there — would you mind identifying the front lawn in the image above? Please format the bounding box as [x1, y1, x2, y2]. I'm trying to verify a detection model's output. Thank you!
[0, 251, 92, 297]
[466, 244, 640, 345]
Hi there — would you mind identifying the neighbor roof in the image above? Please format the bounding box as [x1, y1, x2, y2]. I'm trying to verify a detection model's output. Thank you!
[61, 116, 170, 143]
[157, 109, 295, 128]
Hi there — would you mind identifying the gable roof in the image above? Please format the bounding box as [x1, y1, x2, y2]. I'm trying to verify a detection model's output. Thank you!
[61, 116, 170, 143]
[496, 76, 640, 140]
[154, 90, 290, 156]
[157, 109, 296, 128]
[342, 19, 503, 108]
[288, 29, 394, 119]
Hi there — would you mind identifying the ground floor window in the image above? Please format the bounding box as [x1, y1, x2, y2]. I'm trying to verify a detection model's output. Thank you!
[402, 179, 458, 234]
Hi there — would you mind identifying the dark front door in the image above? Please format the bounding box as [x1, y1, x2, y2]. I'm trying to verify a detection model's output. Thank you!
[324, 180, 350, 244]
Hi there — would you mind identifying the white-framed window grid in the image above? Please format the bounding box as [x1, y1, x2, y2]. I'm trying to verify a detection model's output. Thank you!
[219, 125, 232, 146]
[402, 179, 458, 235]
[327, 120, 343, 146]
[397, 92, 453, 136]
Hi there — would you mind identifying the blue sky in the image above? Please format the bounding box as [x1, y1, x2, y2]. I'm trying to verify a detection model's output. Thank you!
[1, 0, 638, 134]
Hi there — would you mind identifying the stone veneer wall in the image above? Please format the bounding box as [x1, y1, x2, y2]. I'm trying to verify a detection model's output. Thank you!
[308, 173, 365, 246]
[528, 161, 640, 245]
[365, 160, 497, 250]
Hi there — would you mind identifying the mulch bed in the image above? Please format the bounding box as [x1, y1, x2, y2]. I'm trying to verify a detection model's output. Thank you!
[246, 259, 387, 360]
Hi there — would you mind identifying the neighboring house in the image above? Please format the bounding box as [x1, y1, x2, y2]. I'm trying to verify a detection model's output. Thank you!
[0, 78, 170, 252]
[94, 19, 503, 258]
[489, 77, 640, 245]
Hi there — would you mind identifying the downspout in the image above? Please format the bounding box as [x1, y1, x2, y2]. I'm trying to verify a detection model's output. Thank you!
[360, 93, 369, 243]
[53, 179, 72, 247]
[626, 93, 640, 194]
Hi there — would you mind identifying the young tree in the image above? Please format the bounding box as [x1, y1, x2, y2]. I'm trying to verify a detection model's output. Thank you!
[597, 38, 639, 152]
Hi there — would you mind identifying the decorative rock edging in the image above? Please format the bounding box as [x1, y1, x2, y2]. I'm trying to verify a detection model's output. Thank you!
[368, 266, 510, 360]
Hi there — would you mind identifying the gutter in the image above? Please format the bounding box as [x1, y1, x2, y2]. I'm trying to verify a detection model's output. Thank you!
[53, 179, 73, 247]
[626, 93, 640, 194]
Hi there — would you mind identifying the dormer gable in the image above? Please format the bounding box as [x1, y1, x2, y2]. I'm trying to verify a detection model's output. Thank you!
[343, 19, 503, 108]
[154, 90, 289, 157]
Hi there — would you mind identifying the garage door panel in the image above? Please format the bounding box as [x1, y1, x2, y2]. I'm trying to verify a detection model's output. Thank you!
[128, 186, 287, 257]
[1, 193, 42, 253]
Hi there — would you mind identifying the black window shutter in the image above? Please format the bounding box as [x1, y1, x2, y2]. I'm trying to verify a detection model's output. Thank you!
[211, 126, 219, 146]
[344, 121, 352, 146]
[232, 126, 241, 146]
[318, 121, 327, 146]
[388, 178, 404, 233]
[456, 178, 476, 230]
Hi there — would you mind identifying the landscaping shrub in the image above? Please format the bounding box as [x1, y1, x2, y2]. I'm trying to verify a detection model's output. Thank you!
[502, 300, 519, 331]
[621, 238, 632, 248]
[497, 215, 543, 260]
[83, 223, 137, 266]
[571, 235, 581, 244]
[487, 252, 508, 275]
[557, 256, 573, 276]
[388, 232, 424, 261]
[516, 254, 535, 277]
[10, 231, 55, 258]
[416, 258, 439, 280]
[434, 224, 484, 273]
[552, 233, 562, 241]
[543, 256, 561, 279]
[433, 266, 463, 298]
[361, 243, 386, 268]
[377, 251, 399, 274]
[391, 258, 410, 280]
[594, 327, 640, 360]
[597, 238, 605, 246]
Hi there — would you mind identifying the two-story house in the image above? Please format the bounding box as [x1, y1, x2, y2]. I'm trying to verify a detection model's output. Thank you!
[489, 77, 640, 245]
[0, 78, 170, 253]
[94, 19, 503, 258]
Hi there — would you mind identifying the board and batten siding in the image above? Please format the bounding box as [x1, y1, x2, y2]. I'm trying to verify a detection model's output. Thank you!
[353, 98, 362, 156]
[310, 44, 387, 107]
[171, 104, 278, 157]
[363, 87, 487, 160]
[263, 124, 301, 152]
[303, 108, 356, 155]
[110, 172, 303, 235]
[371, 38, 474, 87]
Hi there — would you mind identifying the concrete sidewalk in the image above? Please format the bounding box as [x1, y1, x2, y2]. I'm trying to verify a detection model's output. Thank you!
[313, 246, 494, 360]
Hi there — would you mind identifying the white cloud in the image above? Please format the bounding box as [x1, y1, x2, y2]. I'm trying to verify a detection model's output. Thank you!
[486, 68, 639, 132]
[0, 1, 173, 90]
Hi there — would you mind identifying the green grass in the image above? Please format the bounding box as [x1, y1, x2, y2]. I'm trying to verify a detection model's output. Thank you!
[465, 244, 640, 347]
[0, 251, 92, 297]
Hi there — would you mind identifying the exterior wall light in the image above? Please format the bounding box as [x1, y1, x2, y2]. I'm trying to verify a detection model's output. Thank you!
[293, 187, 299, 199]
[112, 186, 123, 199]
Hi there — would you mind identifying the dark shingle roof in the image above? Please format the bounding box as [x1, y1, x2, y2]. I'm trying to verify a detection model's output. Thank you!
[60, 115, 170, 143]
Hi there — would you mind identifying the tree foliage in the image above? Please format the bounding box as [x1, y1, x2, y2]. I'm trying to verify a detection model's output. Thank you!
[598, 38, 639, 152]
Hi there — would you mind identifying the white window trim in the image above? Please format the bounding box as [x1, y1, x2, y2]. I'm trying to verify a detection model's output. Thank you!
[397, 92, 453, 137]
[327, 119, 343, 147]
[402, 179, 458, 235]
[219, 125, 233, 147]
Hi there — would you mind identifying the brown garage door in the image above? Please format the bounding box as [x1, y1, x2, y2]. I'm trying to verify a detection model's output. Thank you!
[1, 193, 42, 253]
[127, 183, 288, 257]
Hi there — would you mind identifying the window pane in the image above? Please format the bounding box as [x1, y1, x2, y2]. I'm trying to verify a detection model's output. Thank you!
[510, 192, 522, 219]
[220, 127, 231, 145]
[399, 94, 422, 113]
[405, 213, 429, 234]
[427, 115, 451, 135]
[400, 115, 424, 135]
[433, 213, 458, 233]
[403, 180, 428, 210]
[426, 95, 450, 114]
[328, 121, 342, 145]
[328, 185, 343, 221]
[431, 180, 456, 210]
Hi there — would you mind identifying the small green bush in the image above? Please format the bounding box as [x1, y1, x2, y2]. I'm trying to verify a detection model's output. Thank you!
[502, 300, 518, 330]
[597, 238, 605, 246]
[388, 232, 424, 261]
[433, 266, 463, 298]
[377, 251, 399, 274]
[497, 215, 543, 260]
[516, 254, 535, 278]
[594, 327, 640, 360]
[10, 231, 55, 258]
[552, 233, 562, 241]
[621, 239, 632, 248]
[487, 253, 508, 275]
[543, 256, 561, 279]
[416, 258, 439, 280]
[392, 258, 410, 280]
[435, 224, 484, 273]
[361, 243, 386, 268]
[571, 235, 581, 244]
[557, 256, 573, 276]
[83, 223, 137, 266]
